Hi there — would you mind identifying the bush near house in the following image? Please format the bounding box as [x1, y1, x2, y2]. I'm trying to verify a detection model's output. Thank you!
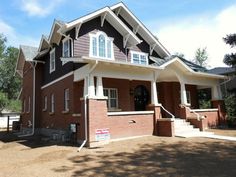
[224, 93, 236, 127]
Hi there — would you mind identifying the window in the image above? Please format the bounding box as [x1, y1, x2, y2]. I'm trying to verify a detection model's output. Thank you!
[62, 38, 72, 65]
[50, 94, 55, 113]
[89, 32, 114, 59]
[186, 91, 191, 104]
[50, 48, 55, 73]
[27, 96, 31, 113]
[104, 88, 118, 109]
[43, 96, 47, 111]
[64, 89, 69, 111]
[131, 51, 148, 65]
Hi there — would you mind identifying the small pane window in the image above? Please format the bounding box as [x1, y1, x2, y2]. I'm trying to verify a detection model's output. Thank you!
[107, 40, 111, 58]
[186, 91, 191, 104]
[103, 88, 118, 109]
[131, 51, 148, 65]
[50, 49, 55, 73]
[99, 34, 106, 57]
[64, 89, 69, 111]
[51, 94, 55, 113]
[43, 96, 47, 111]
[92, 37, 97, 56]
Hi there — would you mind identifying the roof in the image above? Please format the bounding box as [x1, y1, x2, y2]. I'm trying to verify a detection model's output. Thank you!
[208, 67, 236, 75]
[20, 45, 38, 61]
[150, 55, 207, 72]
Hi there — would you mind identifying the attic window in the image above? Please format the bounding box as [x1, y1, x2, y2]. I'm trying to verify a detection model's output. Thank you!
[131, 51, 148, 65]
[89, 32, 114, 60]
[62, 38, 73, 65]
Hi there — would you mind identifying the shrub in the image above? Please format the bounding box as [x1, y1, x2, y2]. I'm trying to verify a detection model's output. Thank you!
[224, 93, 236, 127]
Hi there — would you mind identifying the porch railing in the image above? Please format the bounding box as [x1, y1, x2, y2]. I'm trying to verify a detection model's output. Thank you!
[160, 105, 175, 119]
[180, 104, 201, 121]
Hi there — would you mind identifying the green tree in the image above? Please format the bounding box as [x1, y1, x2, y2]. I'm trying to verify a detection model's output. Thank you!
[192, 47, 209, 68]
[223, 34, 236, 68]
[0, 91, 8, 112]
[0, 33, 21, 112]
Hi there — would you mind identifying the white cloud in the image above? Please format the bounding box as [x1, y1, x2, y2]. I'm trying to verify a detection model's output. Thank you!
[0, 19, 39, 47]
[20, 0, 64, 17]
[153, 4, 236, 68]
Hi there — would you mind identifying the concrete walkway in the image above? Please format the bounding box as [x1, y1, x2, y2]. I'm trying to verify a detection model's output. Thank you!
[204, 134, 236, 141]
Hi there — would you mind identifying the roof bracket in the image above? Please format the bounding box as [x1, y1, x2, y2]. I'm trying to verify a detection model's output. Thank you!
[133, 25, 139, 34]
[115, 6, 122, 16]
[123, 33, 130, 48]
[101, 12, 108, 27]
[75, 23, 82, 39]
[150, 43, 156, 55]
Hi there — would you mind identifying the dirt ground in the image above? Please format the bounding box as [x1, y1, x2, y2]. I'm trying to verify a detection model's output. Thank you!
[0, 131, 236, 177]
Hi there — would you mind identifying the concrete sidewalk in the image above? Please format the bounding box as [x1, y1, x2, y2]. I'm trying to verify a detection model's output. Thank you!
[204, 134, 236, 141]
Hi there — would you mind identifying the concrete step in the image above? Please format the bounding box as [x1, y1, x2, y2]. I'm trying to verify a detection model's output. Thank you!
[175, 128, 200, 134]
[176, 131, 214, 138]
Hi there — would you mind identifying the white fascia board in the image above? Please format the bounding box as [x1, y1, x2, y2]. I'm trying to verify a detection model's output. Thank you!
[65, 7, 141, 45]
[38, 35, 49, 52]
[110, 3, 170, 57]
[48, 20, 62, 44]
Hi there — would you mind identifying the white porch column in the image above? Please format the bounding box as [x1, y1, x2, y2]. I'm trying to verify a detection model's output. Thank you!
[180, 82, 188, 105]
[96, 76, 104, 98]
[211, 85, 222, 100]
[151, 81, 158, 106]
[88, 75, 95, 98]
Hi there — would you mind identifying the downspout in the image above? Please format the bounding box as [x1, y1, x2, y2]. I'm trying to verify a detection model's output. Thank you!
[19, 62, 37, 137]
[78, 60, 98, 152]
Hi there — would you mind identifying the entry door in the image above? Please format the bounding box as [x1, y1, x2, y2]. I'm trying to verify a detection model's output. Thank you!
[134, 85, 149, 111]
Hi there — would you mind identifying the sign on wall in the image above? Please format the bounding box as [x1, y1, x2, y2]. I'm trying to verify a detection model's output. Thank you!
[95, 128, 110, 141]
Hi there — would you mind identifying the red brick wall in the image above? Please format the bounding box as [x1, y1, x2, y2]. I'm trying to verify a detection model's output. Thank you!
[21, 62, 33, 128]
[87, 99, 155, 145]
[157, 120, 175, 137]
[40, 75, 82, 130]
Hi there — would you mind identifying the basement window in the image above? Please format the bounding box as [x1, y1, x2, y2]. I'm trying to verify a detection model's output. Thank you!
[43, 96, 47, 111]
[50, 94, 55, 113]
[64, 88, 70, 112]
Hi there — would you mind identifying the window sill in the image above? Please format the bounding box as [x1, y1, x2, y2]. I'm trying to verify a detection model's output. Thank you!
[62, 110, 70, 114]
[49, 112, 55, 116]
[42, 109, 47, 112]
[108, 108, 122, 112]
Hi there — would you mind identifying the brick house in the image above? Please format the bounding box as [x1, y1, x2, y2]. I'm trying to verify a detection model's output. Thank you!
[16, 2, 226, 147]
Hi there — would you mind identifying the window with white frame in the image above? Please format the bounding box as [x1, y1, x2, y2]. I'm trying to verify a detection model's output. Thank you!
[131, 51, 148, 65]
[186, 91, 191, 104]
[62, 38, 72, 65]
[103, 88, 118, 110]
[43, 96, 47, 111]
[50, 48, 55, 73]
[27, 96, 31, 113]
[89, 32, 114, 59]
[50, 94, 55, 113]
[64, 88, 69, 111]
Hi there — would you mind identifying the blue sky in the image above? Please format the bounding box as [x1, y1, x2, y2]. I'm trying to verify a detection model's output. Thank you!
[0, 0, 236, 67]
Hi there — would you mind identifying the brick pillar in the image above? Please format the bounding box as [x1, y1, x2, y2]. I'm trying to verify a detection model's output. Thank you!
[179, 105, 191, 119]
[211, 100, 227, 126]
[147, 104, 161, 135]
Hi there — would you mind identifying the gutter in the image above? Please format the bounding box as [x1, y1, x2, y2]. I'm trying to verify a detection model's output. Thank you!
[77, 60, 98, 151]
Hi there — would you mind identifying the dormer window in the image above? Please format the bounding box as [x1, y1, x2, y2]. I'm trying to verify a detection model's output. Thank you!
[50, 48, 55, 73]
[131, 51, 148, 65]
[62, 38, 73, 65]
[89, 32, 114, 59]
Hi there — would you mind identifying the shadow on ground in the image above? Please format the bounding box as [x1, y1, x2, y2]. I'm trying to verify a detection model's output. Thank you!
[0, 131, 76, 149]
[67, 139, 236, 177]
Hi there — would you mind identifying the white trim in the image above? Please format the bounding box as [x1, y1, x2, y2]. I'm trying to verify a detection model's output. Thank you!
[107, 111, 154, 116]
[64, 88, 70, 111]
[192, 108, 218, 112]
[38, 35, 49, 52]
[104, 88, 118, 109]
[75, 23, 82, 39]
[110, 3, 170, 57]
[48, 20, 62, 45]
[41, 71, 74, 89]
[89, 31, 114, 60]
[130, 50, 148, 65]
[49, 48, 55, 73]
[157, 118, 175, 121]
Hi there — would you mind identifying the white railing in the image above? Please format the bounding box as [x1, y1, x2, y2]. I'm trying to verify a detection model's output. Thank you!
[160, 105, 175, 119]
[180, 104, 201, 121]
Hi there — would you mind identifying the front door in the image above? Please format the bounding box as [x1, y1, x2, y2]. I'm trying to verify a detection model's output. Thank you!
[134, 85, 149, 111]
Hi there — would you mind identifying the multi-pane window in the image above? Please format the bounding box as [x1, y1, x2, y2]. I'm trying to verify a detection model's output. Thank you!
[50, 48, 55, 73]
[104, 88, 118, 110]
[50, 94, 55, 113]
[90, 32, 114, 59]
[28, 96, 31, 113]
[62, 38, 72, 65]
[131, 51, 148, 65]
[64, 88, 69, 111]
[43, 96, 47, 111]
